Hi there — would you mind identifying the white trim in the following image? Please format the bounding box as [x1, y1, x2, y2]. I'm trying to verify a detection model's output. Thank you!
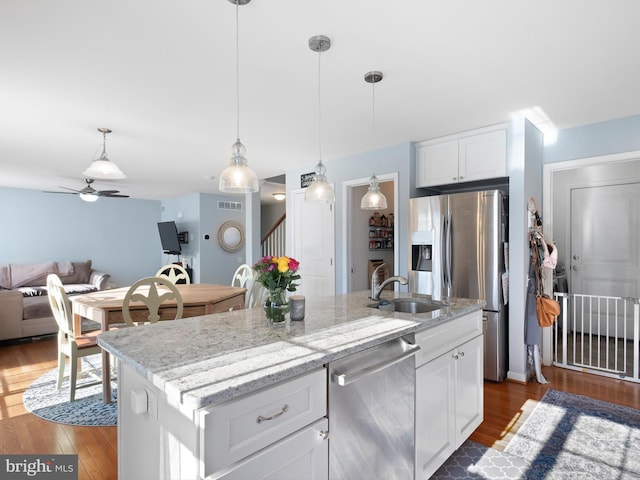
[341, 172, 399, 295]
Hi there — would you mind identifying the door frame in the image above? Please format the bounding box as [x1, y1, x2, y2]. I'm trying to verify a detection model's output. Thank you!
[542, 149, 640, 364]
[342, 172, 399, 294]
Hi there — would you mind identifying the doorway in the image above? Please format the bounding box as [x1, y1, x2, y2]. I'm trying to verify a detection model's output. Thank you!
[544, 152, 640, 373]
[343, 173, 398, 294]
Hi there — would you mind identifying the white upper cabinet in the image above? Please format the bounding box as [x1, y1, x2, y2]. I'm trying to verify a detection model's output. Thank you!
[416, 125, 507, 188]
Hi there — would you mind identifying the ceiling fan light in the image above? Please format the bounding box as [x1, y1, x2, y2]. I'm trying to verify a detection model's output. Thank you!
[79, 192, 99, 202]
[361, 174, 388, 210]
[82, 158, 126, 180]
[272, 192, 286, 201]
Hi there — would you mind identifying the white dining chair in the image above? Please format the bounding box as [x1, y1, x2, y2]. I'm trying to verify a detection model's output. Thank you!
[231, 264, 265, 308]
[156, 263, 191, 284]
[47, 273, 102, 401]
[122, 276, 184, 326]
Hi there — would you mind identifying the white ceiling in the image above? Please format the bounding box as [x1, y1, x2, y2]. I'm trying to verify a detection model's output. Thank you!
[2, 1, 639, 202]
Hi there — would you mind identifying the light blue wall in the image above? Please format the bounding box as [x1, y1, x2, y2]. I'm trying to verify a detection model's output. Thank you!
[0, 187, 160, 286]
[285, 142, 413, 294]
[544, 114, 640, 164]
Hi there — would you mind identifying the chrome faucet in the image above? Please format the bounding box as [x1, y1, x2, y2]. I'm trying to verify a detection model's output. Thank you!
[370, 263, 408, 301]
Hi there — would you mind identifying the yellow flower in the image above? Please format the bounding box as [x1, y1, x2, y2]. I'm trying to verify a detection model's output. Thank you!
[276, 256, 289, 273]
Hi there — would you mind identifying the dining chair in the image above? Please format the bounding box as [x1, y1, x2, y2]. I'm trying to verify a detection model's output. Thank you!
[156, 263, 191, 284]
[47, 273, 102, 401]
[122, 276, 184, 326]
[231, 264, 264, 308]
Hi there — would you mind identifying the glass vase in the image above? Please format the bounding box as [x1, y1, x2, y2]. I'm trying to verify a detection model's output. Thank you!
[264, 290, 290, 325]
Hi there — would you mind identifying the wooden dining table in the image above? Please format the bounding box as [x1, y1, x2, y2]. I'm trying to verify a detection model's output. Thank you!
[71, 283, 246, 403]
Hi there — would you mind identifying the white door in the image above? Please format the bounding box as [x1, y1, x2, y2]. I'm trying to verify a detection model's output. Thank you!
[570, 182, 640, 333]
[291, 189, 335, 298]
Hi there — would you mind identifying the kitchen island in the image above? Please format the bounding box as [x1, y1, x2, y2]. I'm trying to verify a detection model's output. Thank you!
[98, 290, 485, 479]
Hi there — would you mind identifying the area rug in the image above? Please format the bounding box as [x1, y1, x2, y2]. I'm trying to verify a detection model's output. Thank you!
[504, 388, 640, 479]
[431, 440, 530, 479]
[23, 355, 117, 426]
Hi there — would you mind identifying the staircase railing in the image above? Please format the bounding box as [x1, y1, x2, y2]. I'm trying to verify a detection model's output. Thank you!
[553, 292, 640, 383]
[261, 214, 286, 258]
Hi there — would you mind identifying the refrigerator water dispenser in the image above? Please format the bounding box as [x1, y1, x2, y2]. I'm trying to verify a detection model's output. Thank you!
[412, 244, 432, 272]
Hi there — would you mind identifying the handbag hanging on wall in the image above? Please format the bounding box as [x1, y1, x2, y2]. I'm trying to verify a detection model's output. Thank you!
[531, 233, 560, 327]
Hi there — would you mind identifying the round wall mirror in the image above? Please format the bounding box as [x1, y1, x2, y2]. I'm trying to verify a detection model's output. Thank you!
[217, 221, 245, 253]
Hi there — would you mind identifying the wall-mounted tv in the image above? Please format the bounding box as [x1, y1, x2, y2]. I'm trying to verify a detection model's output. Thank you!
[158, 221, 182, 255]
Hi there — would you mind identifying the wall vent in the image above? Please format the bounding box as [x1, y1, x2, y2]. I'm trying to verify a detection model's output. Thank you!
[218, 200, 243, 211]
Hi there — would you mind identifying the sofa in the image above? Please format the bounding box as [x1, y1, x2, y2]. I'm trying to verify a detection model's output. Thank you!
[0, 260, 111, 341]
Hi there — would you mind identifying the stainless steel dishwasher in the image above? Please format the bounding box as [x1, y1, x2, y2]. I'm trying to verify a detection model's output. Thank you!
[328, 336, 420, 479]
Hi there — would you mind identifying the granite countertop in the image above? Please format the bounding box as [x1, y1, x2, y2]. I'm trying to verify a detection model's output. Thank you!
[98, 290, 484, 410]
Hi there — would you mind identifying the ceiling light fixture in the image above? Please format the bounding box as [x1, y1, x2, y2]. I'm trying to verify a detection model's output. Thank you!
[219, 0, 259, 194]
[272, 192, 286, 201]
[305, 35, 335, 204]
[79, 192, 99, 203]
[82, 128, 126, 180]
[361, 71, 388, 210]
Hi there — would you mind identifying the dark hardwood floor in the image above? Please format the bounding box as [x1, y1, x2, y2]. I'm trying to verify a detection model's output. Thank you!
[1, 336, 639, 479]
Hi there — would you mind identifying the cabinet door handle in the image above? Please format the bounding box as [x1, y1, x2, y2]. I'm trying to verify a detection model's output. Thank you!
[319, 430, 329, 440]
[256, 404, 289, 423]
[452, 353, 459, 360]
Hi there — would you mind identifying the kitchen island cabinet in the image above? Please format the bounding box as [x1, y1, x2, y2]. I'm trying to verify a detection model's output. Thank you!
[413, 310, 484, 479]
[99, 291, 484, 479]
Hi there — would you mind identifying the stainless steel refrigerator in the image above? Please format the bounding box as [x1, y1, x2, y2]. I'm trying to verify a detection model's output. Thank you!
[409, 189, 508, 381]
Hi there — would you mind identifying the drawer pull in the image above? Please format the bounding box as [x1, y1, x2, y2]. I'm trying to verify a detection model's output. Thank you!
[256, 404, 289, 423]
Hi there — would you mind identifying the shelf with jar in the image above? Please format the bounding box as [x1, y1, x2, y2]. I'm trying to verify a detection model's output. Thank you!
[368, 212, 394, 250]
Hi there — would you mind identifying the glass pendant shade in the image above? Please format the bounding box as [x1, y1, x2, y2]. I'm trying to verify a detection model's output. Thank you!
[83, 128, 126, 180]
[82, 157, 126, 180]
[219, 0, 259, 194]
[305, 35, 335, 204]
[305, 161, 335, 203]
[361, 174, 388, 210]
[219, 139, 259, 193]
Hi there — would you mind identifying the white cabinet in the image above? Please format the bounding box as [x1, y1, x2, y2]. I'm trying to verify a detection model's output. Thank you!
[117, 363, 328, 480]
[416, 127, 507, 188]
[216, 418, 328, 480]
[200, 368, 327, 479]
[414, 311, 484, 480]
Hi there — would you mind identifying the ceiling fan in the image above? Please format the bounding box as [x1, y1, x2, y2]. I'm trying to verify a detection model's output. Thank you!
[46, 178, 129, 202]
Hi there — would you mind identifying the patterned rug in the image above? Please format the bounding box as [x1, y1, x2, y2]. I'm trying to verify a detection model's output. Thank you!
[504, 389, 640, 479]
[433, 389, 640, 479]
[23, 355, 117, 426]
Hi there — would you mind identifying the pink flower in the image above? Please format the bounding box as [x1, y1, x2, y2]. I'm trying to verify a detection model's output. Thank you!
[288, 257, 300, 272]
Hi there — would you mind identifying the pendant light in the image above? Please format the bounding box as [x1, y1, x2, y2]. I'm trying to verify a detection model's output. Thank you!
[219, 0, 259, 194]
[82, 128, 126, 180]
[360, 71, 388, 210]
[305, 35, 335, 204]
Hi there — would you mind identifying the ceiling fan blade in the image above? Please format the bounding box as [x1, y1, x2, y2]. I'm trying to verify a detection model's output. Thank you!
[97, 190, 120, 194]
[58, 186, 83, 193]
[102, 194, 129, 198]
[43, 190, 78, 195]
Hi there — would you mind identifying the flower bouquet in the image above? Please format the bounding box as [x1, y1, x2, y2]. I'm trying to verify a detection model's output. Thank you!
[253, 255, 301, 324]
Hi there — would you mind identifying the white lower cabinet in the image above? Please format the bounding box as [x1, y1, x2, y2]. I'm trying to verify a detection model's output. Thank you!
[414, 312, 484, 479]
[118, 364, 327, 480]
[200, 368, 327, 479]
[214, 418, 328, 480]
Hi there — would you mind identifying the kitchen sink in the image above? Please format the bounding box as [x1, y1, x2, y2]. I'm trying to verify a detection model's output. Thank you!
[368, 298, 448, 314]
